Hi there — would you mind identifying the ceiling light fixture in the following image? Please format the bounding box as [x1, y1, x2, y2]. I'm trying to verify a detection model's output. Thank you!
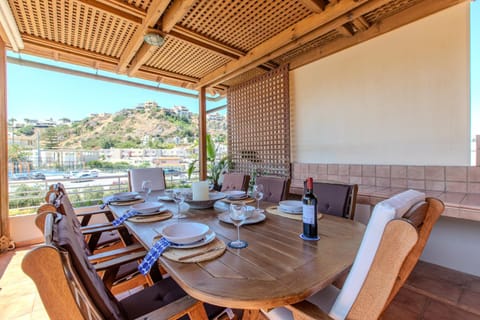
[144, 31, 165, 47]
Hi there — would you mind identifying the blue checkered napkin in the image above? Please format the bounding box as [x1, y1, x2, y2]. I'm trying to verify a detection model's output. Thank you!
[138, 237, 171, 275]
[112, 210, 140, 226]
[99, 195, 121, 209]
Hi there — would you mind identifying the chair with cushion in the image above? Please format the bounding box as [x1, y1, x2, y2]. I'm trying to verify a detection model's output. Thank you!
[266, 189, 444, 320]
[221, 172, 250, 192]
[43, 185, 158, 294]
[128, 168, 166, 192]
[255, 175, 290, 203]
[23, 212, 223, 320]
[304, 181, 358, 220]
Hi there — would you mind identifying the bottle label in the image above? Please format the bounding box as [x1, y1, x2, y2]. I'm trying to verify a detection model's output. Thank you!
[303, 204, 315, 224]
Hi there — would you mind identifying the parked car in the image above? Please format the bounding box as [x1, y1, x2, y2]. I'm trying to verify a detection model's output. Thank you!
[10, 173, 30, 180]
[29, 172, 46, 180]
[71, 170, 99, 182]
[63, 171, 79, 179]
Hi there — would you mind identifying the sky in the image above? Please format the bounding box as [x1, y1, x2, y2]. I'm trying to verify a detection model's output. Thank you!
[5, 4, 480, 128]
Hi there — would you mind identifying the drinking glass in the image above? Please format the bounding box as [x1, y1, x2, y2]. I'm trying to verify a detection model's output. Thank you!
[141, 180, 152, 199]
[228, 202, 248, 249]
[253, 184, 264, 212]
[173, 190, 187, 219]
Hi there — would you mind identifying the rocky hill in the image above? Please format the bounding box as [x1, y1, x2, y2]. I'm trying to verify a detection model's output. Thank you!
[17, 106, 227, 150]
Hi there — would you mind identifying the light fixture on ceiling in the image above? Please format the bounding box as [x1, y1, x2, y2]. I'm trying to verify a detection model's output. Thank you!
[0, 0, 24, 52]
[144, 31, 165, 47]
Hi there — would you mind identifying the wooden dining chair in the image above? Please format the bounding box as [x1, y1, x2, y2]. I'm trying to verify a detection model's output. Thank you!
[255, 175, 290, 203]
[304, 181, 358, 220]
[220, 172, 250, 192]
[266, 190, 444, 320]
[128, 167, 166, 192]
[48, 183, 134, 252]
[22, 212, 220, 320]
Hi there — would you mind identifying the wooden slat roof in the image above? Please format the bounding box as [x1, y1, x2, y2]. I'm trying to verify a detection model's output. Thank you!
[1, 0, 467, 95]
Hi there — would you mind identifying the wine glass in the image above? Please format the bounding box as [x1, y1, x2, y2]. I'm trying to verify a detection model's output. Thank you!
[173, 190, 187, 219]
[141, 180, 152, 200]
[228, 202, 248, 249]
[253, 184, 264, 212]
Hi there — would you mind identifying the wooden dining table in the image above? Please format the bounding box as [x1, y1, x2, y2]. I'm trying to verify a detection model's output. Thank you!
[108, 191, 366, 320]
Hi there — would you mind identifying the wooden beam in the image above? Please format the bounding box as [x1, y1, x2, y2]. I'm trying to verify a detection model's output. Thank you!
[76, 0, 143, 24]
[336, 24, 354, 37]
[170, 26, 244, 59]
[161, 0, 197, 33]
[127, 42, 159, 76]
[0, 37, 10, 240]
[298, 0, 328, 13]
[117, 0, 170, 73]
[352, 16, 370, 32]
[95, 0, 146, 19]
[289, 0, 469, 70]
[197, 0, 394, 88]
[199, 87, 207, 181]
[196, 0, 373, 89]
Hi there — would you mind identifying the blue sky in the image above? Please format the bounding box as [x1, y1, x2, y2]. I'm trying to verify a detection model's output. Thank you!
[6, 4, 479, 132]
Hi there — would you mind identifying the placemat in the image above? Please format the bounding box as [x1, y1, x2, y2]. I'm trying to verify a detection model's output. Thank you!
[162, 238, 226, 263]
[110, 198, 145, 206]
[128, 211, 172, 223]
[221, 197, 255, 204]
[265, 206, 323, 221]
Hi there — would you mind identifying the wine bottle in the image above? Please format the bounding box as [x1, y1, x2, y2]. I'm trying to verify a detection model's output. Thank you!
[302, 177, 318, 239]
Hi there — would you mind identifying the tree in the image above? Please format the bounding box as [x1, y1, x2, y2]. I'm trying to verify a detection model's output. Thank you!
[8, 144, 30, 173]
[42, 127, 59, 149]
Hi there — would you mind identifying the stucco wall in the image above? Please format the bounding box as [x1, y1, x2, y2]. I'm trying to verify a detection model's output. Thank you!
[291, 3, 470, 165]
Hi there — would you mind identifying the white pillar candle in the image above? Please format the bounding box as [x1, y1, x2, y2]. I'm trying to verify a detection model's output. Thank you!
[192, 181, 209, 201]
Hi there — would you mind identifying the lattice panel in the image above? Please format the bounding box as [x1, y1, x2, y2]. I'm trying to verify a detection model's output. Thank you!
[9, 0, 136, 58]
[146, 36, 231, 78]
[227, 65, 290, 178]
[180, 0, 312, 52]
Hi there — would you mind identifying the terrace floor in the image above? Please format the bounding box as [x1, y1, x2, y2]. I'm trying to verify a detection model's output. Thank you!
[0, 246, 479, 319]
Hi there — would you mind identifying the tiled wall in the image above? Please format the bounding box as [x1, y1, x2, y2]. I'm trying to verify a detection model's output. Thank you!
[291, 163, 480, 194]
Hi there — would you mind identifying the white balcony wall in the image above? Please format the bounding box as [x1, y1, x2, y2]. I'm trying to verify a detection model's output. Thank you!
[291, 3, 470, 166]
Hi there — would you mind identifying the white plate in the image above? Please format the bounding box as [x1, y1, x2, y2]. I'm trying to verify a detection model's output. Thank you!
[158, 195, 174, 202]
[279, 200, 302, 210]
[131, 201, 164, 214]
[278, 206, 303, 215]
[113, 192, 140, 201]
[169, 230, 216, 249]
[218, 211, 266, 225]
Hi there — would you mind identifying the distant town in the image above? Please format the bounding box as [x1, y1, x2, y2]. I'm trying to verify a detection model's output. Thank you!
[7, 101, 228, 175]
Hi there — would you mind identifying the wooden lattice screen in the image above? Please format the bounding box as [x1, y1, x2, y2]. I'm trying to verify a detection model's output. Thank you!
[227, 65, 290, 178]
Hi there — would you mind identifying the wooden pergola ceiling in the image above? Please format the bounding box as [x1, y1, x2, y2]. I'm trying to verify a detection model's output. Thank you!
[1, 0, 467, 96]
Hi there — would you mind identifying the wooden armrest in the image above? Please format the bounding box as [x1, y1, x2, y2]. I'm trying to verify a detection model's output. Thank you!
[285, 300, 333, 320]
[137, 296, 208, 320]
[93, 251, 146, 272]
[88, 243, 145, 263]
[75, 209, 111, 217]
[81, 224, 123, 235]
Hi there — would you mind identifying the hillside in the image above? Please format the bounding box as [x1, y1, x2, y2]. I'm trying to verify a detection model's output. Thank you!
[16, 107, 227, 150]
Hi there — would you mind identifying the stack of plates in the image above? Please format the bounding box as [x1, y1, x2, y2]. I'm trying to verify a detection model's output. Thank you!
[113, 192, 141, 201]
[224, 190, 248, 200]
[278, 200, 303, 214]
[131, 202, 166, 215]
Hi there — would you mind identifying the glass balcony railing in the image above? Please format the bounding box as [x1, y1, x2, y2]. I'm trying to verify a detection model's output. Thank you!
[8, 171, 196, 216]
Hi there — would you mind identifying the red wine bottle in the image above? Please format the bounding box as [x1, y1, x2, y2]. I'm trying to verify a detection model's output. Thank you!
[302, 177, 318, 238]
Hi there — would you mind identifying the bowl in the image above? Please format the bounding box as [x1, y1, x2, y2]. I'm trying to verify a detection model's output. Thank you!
[224, 190, 247, 199]
[113, 192, 140, 201]
[160, 222, 210, 244]
[131, 201, 164, 214]
[184, 192, 227, 209]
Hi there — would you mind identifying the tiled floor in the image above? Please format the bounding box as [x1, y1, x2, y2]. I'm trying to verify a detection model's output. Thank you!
[1, 247, 479, 320]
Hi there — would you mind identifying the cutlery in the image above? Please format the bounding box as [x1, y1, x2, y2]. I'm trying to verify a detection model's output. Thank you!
[178, 247, 223, 261]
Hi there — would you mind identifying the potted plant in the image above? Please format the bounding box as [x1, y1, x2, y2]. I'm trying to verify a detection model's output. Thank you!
[187, 134, 231, 191]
